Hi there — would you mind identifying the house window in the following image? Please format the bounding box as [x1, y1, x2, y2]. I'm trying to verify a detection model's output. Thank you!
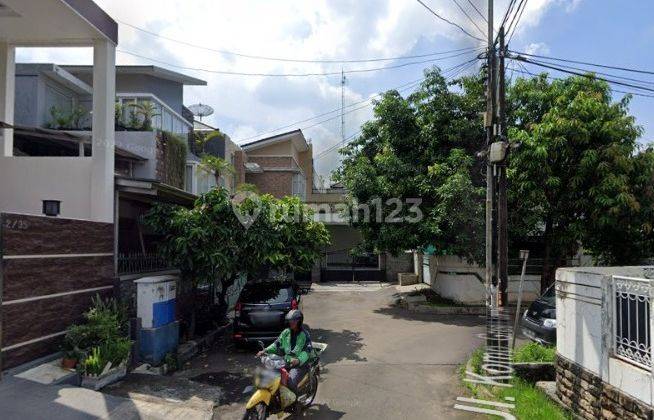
[612, 275, 652, 370]
[292, 173, 306, 201]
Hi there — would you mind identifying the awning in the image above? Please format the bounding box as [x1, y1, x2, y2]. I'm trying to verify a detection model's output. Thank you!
[115, 177, 197, 207]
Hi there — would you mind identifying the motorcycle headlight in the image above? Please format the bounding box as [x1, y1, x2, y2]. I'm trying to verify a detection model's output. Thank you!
[542, 318, 557, 328]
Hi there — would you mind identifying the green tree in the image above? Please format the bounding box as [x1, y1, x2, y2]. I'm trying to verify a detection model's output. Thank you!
[143, 188, 329, 336]
[199, 154, 235, 187]
[507, 74, 651, 289]
[335, 68, 485, 262]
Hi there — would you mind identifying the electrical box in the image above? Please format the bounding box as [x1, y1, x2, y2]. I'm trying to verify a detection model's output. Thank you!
[135, 275, 177, 329]
[489, 141, 508, 163]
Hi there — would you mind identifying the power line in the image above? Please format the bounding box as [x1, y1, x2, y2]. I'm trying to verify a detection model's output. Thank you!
[509, 50, 654, 76]
[506, 0, 528, 45]
[118, 19, 479, 64]
[466, 0, 488, 23]
[514, 56, 654, 93]
[117, 48, 482, 78]
[234, 77, 428, 144]
[415, 0, 486, 42]
[450, 0, 486, 37]
[313, 59, 480, 161]
[499, 0, 518, 29]
[515, 56, 654, 88]
[510, 62, 654, 99]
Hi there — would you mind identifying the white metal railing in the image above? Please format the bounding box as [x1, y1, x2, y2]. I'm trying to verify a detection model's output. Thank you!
[116, 93, 192, 135]
[612, 275, 653, 371]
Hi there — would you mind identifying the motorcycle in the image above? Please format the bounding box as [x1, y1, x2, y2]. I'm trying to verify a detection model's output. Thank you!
[243, 341, 326, 419]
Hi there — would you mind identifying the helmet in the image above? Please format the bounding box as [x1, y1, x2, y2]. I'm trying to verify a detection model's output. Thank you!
[285, 309, 304, 325]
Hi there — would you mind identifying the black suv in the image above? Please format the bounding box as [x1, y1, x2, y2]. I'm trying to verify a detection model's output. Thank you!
[521, 285, 557, 345]
[232, 281, 302, 344]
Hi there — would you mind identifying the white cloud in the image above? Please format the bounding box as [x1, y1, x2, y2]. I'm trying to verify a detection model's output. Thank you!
[525, 42, 550, 55]
[15, 0, 563, 178]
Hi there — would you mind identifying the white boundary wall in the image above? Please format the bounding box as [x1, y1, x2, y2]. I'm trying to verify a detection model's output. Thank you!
[556, 266, 653, 406]
[427, 255, 540, 304]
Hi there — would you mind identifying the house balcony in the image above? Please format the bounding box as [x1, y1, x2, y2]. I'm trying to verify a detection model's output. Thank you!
[116, 93, 192, 136]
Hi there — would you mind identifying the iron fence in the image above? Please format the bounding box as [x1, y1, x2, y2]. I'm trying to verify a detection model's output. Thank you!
[117, 252, 173, 275]
[611, 275, 653, 370]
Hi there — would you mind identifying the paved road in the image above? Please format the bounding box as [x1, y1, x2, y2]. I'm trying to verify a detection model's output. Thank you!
[177, 283, 485, 419]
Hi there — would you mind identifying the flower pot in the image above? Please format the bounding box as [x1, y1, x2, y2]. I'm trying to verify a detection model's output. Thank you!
[61, 357, 78, 369]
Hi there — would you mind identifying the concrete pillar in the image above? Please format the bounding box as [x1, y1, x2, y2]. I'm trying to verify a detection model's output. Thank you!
[0, 42, 15, 156]
[91, 39, 116, 223]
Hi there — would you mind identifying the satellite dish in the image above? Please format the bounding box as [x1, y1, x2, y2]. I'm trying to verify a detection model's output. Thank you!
[188, 103, 214, 121]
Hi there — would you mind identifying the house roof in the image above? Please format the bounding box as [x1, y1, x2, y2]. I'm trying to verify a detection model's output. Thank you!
[62, 65, 207, 86]
[0, 0, 117, 45]
[240, 129, 309, 153]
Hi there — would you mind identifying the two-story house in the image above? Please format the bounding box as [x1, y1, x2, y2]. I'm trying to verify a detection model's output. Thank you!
[234, 129, 413, 283]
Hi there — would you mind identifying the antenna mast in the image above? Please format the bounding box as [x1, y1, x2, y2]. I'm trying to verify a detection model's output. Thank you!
[341, 68, 346, 144]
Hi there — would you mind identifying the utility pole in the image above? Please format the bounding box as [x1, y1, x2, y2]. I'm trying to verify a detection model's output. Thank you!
[341, 68, 346, 144]
[485, 0, 496, 309]
[497, 27, 509, 307]
[485, 0, 509, 308]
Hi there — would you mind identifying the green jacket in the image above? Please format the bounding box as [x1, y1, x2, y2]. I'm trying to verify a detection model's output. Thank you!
[265, 328, 310, 366]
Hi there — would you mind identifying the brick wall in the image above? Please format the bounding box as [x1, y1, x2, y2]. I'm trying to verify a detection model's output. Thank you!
[247, 156, 295, 169]
[245, 171, 294, 198]
[1, 213, 115, 369]
[556, 355, 653, 419]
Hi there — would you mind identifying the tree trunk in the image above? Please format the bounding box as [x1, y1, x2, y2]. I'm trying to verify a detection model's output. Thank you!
[189, 284, 198, 338]
[217, 275, 238, 323]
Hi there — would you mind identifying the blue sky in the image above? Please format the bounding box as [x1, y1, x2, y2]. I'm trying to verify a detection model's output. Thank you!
[17, 0, 654, 180]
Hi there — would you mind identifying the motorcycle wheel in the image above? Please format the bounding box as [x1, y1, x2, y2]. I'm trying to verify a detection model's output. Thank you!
[298, 373, 318, 408]
[243, 403, 267, 420]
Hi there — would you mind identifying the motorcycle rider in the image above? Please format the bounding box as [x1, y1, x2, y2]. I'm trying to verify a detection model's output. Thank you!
[256, 309, 311, 395]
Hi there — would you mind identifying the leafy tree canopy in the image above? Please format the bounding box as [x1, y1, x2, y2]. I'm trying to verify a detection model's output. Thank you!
[334, 67, 486, 263]
[143, 188, 330, 330]
[508, 74, 654, 276]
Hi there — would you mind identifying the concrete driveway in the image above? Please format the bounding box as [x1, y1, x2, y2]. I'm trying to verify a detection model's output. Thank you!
[176, 283, 485, 419]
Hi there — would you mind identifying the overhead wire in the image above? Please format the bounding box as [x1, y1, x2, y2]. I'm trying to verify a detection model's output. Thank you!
[234, 55, 482, 144]
[513, 56, 654, 93]
[506, 0, 528, 45]
[312, 57, 481, 161]
[118, 19, 479, 64]
[511, 60, 654, 99]
[415, 0, 486, 42]
[466, 0, 488, 23]
[450, 0, 486, 37]
[117, 48, 483, 78]
[509, 51, 654, 76]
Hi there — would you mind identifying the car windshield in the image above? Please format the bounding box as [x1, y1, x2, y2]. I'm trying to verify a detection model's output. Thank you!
[540, 285, 555, 305]
[240, 282, 292, 304]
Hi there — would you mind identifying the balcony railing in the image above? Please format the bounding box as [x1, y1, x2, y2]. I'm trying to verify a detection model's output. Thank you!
[116, 93, 192, 135]
[612, 275, 653, 370]
[117, 252, 174, 275]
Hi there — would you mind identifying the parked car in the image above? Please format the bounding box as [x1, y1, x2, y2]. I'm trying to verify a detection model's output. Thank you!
[232, 281, 303, 344]
[521, 284, 556, 345]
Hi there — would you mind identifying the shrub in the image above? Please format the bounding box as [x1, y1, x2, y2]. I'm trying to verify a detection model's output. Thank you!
[513, 342, 556, 363]
[63, 295, 132, 375]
